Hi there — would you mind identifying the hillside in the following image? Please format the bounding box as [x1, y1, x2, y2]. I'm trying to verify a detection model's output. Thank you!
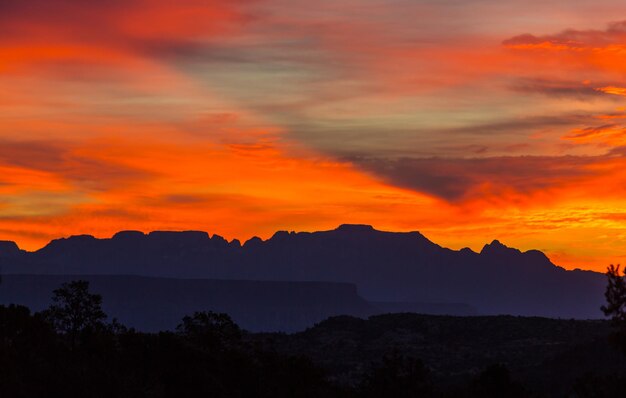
[252, 313, 626, 395]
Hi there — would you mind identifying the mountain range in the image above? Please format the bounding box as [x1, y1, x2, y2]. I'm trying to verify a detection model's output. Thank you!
[0, 224, 608, 325]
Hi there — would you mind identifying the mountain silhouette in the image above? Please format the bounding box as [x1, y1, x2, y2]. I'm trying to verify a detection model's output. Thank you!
[0, 240, 23, 258]
[0, 224, 607, 318]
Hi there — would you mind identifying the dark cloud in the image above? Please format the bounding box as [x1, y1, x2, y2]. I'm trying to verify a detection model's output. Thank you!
[0, 139, 152, 190]
[0, 140, 65, 170]
[285, 113, 592, 162]
[431, 144, 489, 156]
[0, 0, 129, 39]
[445, 115, 588, 136]
[144, 193, 267, 210]
[504, 20, 626, 48]
[349, 154, 606, 201]
[135, 39, 213, 60]
[564, 124, 618, 139]
[509, 78, 607, 99]
[608, 146, 626, 156]
[0, 0, 253, 62]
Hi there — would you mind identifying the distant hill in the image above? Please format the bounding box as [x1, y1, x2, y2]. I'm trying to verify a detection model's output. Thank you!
[0, 274, 375, 332]
[0, 224, 608, 318]
[370, 301, 477, 316]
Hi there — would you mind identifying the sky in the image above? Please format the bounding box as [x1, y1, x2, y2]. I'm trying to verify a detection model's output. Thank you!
[2, 0, 626, 271]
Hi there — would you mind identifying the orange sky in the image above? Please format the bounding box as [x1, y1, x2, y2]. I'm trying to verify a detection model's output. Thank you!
[3, 0, 626, 271]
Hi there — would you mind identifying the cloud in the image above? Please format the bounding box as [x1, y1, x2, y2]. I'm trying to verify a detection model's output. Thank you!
[595, 112, 626, 120]
[503, 21, 626, 50]
[350, 154, 604, 202]
[563, 124, 626, 146]
[597, 86, 626, 96]
[500, 20, 626, 89]
[510, 78, 608, 99]
[0, 139, 153, 191]
[0, 0, 252, 76]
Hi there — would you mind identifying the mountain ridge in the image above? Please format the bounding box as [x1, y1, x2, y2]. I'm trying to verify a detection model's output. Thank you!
[1, 225, 557, 262]
[0, 224, 607, 319]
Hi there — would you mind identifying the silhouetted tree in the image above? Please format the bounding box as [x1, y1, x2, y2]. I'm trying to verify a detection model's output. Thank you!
[42, 280, 107, 347]
[601, 264, 626, 354]
[176, 311, 242, 349]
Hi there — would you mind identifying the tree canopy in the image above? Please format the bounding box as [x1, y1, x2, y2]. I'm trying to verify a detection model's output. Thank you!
[42, 280, 107, 345]
[601, 264, 626, 354]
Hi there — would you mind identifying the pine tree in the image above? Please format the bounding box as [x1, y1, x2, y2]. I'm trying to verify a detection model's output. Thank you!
[601, 264, 626, 354]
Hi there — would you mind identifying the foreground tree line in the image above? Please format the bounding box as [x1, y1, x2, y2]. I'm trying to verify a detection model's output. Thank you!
[1, 267, 626, 397]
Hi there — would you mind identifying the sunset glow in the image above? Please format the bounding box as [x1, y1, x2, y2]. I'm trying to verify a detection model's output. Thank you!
[3, 0, 626, 271]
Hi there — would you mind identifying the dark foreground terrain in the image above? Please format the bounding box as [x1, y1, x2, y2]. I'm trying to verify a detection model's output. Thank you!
[254, 314, 626, 396]
[2, 302, 625, 397]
